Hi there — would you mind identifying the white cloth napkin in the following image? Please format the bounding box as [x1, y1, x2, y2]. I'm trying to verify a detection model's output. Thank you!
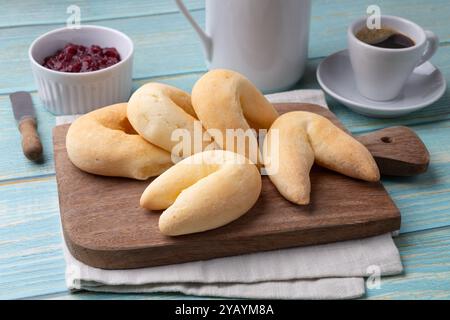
[57, 89, 403, 299]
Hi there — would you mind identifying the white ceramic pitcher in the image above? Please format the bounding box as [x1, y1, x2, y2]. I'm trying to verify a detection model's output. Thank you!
[175, 0, 311, 92]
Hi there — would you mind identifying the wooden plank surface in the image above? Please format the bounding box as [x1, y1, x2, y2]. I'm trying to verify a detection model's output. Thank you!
[25, 226, 450, 300]
[2, 0, 450, 94]
[2, 115, 449, 299]
[1, 45, 449, 182]
[0, 0, 449, 299]
[0, 0, 204, 28]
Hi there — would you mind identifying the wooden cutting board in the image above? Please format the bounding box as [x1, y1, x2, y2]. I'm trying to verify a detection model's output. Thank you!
[53, 103, 428, 269]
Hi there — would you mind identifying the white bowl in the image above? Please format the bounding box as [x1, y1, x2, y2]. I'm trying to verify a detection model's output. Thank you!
[29, 25, 134, 115]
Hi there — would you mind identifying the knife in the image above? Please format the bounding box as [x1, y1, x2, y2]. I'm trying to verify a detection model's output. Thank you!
[10, 91, 43, 161]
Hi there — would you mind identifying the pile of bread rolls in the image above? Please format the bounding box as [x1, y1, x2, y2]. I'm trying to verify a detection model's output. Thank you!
[66, 69, 380, 236]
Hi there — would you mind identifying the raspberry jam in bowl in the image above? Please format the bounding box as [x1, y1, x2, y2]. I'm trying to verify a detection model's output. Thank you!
[43, 43, 122, 73]
[29, 25, 134, 115]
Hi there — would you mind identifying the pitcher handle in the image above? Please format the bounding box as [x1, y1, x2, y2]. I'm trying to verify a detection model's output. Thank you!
[175, 0, 212, 60]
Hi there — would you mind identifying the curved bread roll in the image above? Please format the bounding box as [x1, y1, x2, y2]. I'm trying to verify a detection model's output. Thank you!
[128, 82, 215, 159]
[66, 103, 173, 180]
[263, 111, 380, 205]
[140, 150, 262, 236]
[192, 69, 279, 163]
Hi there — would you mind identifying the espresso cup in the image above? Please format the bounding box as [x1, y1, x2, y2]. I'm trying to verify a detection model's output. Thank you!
[348, 15, 439, 101]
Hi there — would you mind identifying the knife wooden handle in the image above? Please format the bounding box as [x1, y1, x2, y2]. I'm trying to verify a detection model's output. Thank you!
[19, 117, 43, 161]
[356, 126, 430, 176]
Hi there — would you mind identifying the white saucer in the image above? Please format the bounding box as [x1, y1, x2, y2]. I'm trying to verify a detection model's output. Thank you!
[317, 50, 446, 118]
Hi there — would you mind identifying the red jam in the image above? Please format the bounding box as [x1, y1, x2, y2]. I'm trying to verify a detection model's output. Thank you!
[42, 43, 121, 73]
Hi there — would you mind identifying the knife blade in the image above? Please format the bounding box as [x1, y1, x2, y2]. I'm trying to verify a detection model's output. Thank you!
[10, 91, 43, 161]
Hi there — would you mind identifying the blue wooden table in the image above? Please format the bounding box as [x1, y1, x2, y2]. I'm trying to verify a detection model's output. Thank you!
[1, 0, 449, 300]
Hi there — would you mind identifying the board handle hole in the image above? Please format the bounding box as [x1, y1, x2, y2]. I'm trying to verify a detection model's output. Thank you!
[381, 136, 393, 143]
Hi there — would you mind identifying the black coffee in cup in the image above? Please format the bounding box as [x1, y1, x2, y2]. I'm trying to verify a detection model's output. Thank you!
[356, 26, 415, 49]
